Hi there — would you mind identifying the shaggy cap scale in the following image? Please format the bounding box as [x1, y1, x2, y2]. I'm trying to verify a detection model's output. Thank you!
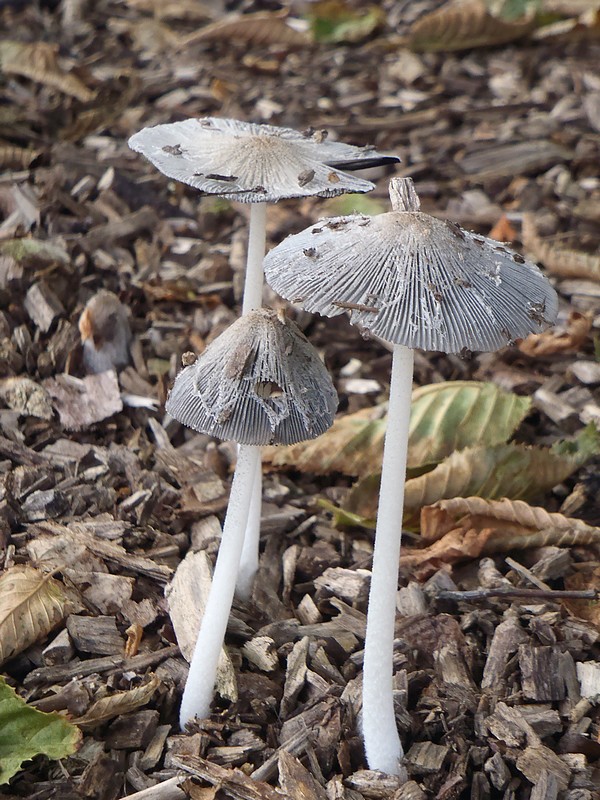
[128, 117, 398, 203]
[264, 178, 558, 353]
[166, 309, 338, 445]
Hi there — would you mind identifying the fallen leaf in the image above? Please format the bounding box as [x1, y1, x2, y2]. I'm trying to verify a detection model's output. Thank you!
[43, 371, 123, 430]
[0, 41, 95, 102]
[308, 0, 385, 43]
[420, 495, 600, 542]
[343, 429, 600, 528]
[400, 496, 600, 574]
[408, 0, 536, 52]
[0, 146, 43, 170]
[183, 11, 310, 48]
[0, 677, 81, 785]
[266, 381, 531, 476]
[408, 381, 531, 468]
[518, 310, 592, 356]
[0, 566, 71, 666]
[71, 675, 160, 729]
[522, 212, 600, 280]
[488, 213, 518, 242]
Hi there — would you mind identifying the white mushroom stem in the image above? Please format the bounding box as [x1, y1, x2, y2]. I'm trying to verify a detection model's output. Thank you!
[362, 343, 414, 775]
[179, 445, 262, 727]
[242, 202, 267, 315]
[235, 202, 267, 600]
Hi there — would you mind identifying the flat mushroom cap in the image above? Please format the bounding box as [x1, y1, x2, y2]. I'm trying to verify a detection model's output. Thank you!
[264, 178, 559, 353]
[166, 309, 338, 445]
[128, 117, 398, 203]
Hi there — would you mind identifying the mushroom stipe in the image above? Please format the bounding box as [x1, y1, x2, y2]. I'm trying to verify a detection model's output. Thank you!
[263, 176, 558, 775]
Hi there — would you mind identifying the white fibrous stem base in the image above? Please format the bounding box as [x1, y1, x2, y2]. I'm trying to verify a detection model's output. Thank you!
[362, 343, 414, 775]
[235, 202, 267, 599]
[179, 445, 262, 728]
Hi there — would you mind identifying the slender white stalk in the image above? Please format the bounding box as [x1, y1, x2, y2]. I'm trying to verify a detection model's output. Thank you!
[235, 464, 262, 600]
[236, 202, 267, 598]
[179, 445, 262, 728]
[362, 344, 414, 775]
[242, 202, 267, 314]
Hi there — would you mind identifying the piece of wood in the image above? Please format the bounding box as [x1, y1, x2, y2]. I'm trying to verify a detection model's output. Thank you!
[66, 614, 124, 655]
[24, 280, 65, 332]
[518, 645, 566, 702]
[405, 741, 449, 775]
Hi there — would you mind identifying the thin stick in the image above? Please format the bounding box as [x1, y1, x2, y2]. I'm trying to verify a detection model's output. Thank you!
[438, 587, 598, 602]
[179, 445, 262, 727]
[362, 343, 414, 775]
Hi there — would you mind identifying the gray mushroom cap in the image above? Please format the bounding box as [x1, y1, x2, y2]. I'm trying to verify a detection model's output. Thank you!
[166, 309, 338, 445]
[264, 178, 559, 354]
[128, 117, 398, 203]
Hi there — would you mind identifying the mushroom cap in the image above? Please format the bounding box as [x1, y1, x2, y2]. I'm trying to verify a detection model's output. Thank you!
[166, 309, 338, 445]
[264, 198, 559, 354]
[128, 117, 398, 203]
[79, 290, 132, 374]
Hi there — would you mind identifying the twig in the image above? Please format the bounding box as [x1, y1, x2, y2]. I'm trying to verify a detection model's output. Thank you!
[437, 587, 597, 602]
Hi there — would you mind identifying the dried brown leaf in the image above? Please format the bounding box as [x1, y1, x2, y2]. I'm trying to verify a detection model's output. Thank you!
[182, 12, 310, 48]
[0, 41, 95, 102]
[401, 497, 600, 574]
[72, 675, 160, 729]
[408, 0, 536, 52]
[522, 212, 600, 280]
[0, 146, 42, 170]
[518, 310, 593, 356]
[266, 382, 530, 477]
[0, 566, 71, 666]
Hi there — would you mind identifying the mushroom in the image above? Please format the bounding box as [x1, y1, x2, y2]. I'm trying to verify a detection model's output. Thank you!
[169, 308, 338, 727]
[129, 116, 398, 598]
[78, 290, 132, 374]
[263, 177, 558, 774]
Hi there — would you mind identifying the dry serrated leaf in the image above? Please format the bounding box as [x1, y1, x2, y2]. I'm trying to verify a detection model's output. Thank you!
[344, 440, 595, 528]
[518, 310, 592, 356]
[182, 12, 310, 48]
[408, 0, 536, 52]
[522, 212, 600, 280]
[400, 497, 600, 574]
[421, 496, 600, 542]
[72, 675, 160, 729]
[0, 566, 71, 666]
[0, 41, 95, 102]
[0, 146, 42, 170]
